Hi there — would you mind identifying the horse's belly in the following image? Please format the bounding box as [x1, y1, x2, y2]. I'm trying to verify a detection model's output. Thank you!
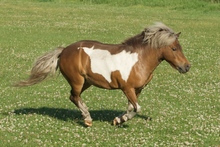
[83, 72, 111, 89]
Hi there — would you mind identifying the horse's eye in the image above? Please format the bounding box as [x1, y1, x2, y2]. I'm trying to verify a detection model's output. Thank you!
[172, 48, 177, 51]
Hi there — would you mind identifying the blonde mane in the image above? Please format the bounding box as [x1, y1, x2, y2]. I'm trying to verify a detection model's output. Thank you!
[143, 22, 177, 49]
[122, 22, 178, 49]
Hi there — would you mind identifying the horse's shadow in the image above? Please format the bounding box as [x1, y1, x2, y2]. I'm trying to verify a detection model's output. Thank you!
[13, 107, 151, 127]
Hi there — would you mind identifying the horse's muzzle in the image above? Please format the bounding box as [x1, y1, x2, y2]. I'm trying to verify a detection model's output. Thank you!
[177, 64, 191, 73]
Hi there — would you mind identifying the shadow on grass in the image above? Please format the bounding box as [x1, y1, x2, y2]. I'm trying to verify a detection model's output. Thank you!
[12, 107, 151, 127]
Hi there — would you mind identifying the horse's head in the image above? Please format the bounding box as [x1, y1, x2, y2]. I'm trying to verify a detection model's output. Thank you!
[161, 32, 190, 73]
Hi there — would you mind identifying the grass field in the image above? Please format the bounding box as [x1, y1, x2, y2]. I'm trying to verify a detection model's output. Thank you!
[0, 0, 219, 146]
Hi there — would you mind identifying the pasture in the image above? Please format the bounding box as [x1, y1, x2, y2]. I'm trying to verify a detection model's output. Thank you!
[0, 0, 219, 146]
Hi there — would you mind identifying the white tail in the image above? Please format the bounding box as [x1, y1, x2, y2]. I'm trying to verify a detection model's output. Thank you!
[14, 47, 64, 87]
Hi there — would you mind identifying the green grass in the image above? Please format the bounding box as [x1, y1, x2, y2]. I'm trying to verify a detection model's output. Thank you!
[0, 0, 220, 146]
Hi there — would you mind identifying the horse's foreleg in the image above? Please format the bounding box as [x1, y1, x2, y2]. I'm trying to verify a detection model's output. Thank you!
[113, 102, 140, 125]
[113, 88, 141, 126]
[113, 74, 153, 125]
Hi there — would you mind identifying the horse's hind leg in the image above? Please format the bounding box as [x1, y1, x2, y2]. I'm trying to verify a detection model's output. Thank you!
[69, 80, 92, 127]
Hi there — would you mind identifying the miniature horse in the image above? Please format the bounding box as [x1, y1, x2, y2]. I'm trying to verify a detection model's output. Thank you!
[15, 22, 190, 126]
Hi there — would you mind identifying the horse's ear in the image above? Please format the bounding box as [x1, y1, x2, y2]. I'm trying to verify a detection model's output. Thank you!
[176, 32, 181, 38]
[142, 31, 147, 43]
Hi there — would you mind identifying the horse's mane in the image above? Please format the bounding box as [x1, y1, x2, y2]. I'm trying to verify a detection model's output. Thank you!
[123, 22, 177, 49]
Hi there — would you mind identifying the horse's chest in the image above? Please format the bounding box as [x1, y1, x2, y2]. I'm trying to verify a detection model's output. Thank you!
[80, 46, 138, 83]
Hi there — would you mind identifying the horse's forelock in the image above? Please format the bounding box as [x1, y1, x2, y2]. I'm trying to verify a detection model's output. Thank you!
[143, 22, 177, 49]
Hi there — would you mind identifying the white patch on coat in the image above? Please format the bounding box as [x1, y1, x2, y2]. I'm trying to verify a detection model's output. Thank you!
[80, 46, 138, 83]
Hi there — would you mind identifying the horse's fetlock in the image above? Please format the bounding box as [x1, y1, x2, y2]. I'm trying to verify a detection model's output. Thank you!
[122, 115, 128, 122]
[136, 103, 141, 113]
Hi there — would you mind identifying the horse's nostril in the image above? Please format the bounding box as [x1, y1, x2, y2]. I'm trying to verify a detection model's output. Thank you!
[186, 64, 191, 71]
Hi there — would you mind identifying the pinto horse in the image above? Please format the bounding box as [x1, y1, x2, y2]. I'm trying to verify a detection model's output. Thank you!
[15, 22, 190, 126]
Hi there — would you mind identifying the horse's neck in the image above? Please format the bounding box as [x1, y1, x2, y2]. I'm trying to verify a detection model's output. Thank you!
[140, 47, 162, 74]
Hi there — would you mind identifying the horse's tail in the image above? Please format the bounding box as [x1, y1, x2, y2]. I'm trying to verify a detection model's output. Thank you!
[14, 47, 65, 87]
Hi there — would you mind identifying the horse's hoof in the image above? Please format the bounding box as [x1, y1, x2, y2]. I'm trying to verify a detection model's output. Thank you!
[112, 117, 120, 126]
[84, 120, 92, 127]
